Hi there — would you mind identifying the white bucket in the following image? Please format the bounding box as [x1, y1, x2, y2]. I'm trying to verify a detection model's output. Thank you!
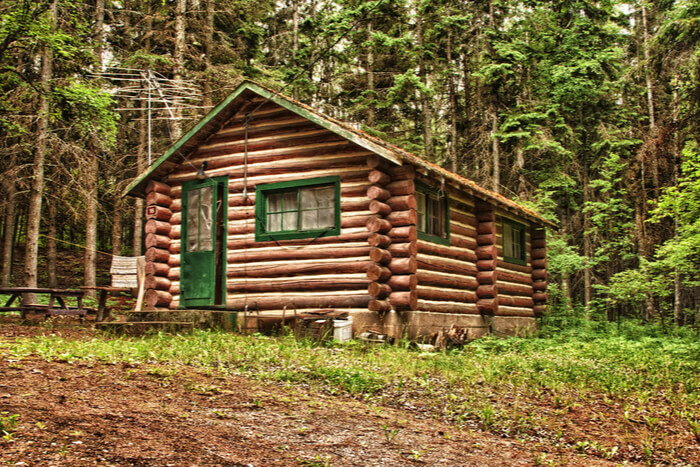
[333, 316, 353, 342]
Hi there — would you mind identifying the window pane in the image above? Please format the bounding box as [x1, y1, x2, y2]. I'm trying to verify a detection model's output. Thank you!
[199, 186, 213, 251]
[317, 207, 334, 229]
[283, 211, 298, 230]
[268, 213, 281, 231]
[187, 189, 200, 252]
[267, 192, 282, 213]
[503, 223, 513, 258]
[283, 191, 298, 211]
[416, 192, 426, 233]
[301, 209, 318, 230]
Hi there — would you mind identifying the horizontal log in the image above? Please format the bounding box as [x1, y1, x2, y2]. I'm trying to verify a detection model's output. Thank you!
[366, 154, 392, 170]
[145, 262, 170, 277]
[475, 210, 495, 223]
[169, 225, 180, 240]
[170, 198, 181, 212]
[387, 165, 415, 180]
[450, 222, 477, 239]
[386, 179, 414, 196]
[531, 247, 546, 260]
[369, 169, 391, 185]
[418, 254, 478, 276]
[531, 238, 546, 249]
[497, 282, 533, 296]
[417, 240, 477, 263]
[368, 281, 392, 298]
[451, 210, 477, 228]
[227, 259, 374, 278]
[389, 257, 417, 274]
[387, 209, 417, 227]
[497, 260, 532, 274]
[477, 270, 496, 285]
[169, 242, 180, 255]
[145, 247, 169, 263]
[477, 284, 498, 299]
[368, 233, 392, 248]
[476, 245, 498, 260]
[387, 241, 416, 257]
[476, 298, 498, 315]
[533, 305, 547, 316]
[366, 217, 392, 234]
[146, 233, 170, 250]
[531, 228, 546, 240]
[450, 234, 477, 251]
[226, 294, 371, 311]
[145, 289, 173, 308]
[168, 283, 179, 295]
[476, 221, 495, 235]
[146, 205, 172, 222]
[227, 245, 370, 263]
[167, 267, 179, 281]
[342, 213, 377, 229]
[477, 233, 496, 246]
[417, 286, 477, 303]
[386, 195, 416, 211]
[145, 275, 171, 291]
[496, 306, 535, 317]
[477, 259, 497, 271]
[228, 208, 255, 221]
[498, 296, 534, 308]
[533, 292, 548, 302]
[146, 191, 172, 208]
[146, 180, 172, 196]
[145, 219, 172, 236]
[532, 269, 547, 281]
[227, 231, 370, 250]
[416, 270, 477, 289]
[227, 276, 369, 293]
[225, 168, 369, 192]
[390, 291, 417, 310]
[390, 225, 417, 242]
[170, 212, 181, 225]
[496, 269, 533, 285]
[168, 255, 180, 267]
[416, 300, 479, 315]
[532, 258, 546, 269]
[366, 185, 391, 201]
[369, 247, 392, 265]
[369, 200, 391, 216]
[366, 264, 392, 282]
[387, 274, 417, 291]
[532, 281, 547, 292]
[368, 299, 391, 313]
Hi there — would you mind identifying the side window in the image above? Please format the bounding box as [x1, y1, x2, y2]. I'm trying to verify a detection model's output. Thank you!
[502, 218, 527, 264]
[416, 183, 449, 245]
[255, 176, 340, 241]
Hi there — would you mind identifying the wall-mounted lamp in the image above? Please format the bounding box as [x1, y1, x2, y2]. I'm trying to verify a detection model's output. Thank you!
[196, 161, 208, 180]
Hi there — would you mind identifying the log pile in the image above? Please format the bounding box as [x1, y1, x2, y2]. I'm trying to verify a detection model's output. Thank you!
[144, 180, 173, 309]
[531, 228, 547, 316]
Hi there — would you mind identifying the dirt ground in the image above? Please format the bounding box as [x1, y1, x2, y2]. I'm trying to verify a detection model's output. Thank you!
[0, 319, 640, 466]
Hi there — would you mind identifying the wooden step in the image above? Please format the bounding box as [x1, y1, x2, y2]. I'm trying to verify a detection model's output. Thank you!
[95, 321, 194, 335]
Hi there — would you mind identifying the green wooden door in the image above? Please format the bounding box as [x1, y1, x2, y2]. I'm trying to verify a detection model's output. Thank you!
[181, 178, 226, 308]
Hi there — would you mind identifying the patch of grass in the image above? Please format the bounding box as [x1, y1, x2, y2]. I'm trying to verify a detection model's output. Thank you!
[1, 326, 698, 463]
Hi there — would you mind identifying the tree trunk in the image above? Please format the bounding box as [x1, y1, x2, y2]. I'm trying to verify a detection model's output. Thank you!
[47, 196, 57, 288]
[172, 0, 186, 140]
[202, 0, 215, 108]
[366, 20, 376, 128]
[491, 113, 500, 193]
[112, 193, 122, 256]
[24, 0, 57, 299]
[416, 13, 433, 161]
[583, 169, 593, 317]
[84, 136, 99, 296]
[1, 179, 16, 287]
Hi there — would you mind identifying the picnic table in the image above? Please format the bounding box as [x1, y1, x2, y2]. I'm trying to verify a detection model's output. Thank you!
[0, 287, 93, 318]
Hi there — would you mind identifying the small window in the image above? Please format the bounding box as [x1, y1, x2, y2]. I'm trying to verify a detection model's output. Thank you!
[502, 218, 527, 264]
[255, 176, 340, 241]
[416, 184, 449, 245]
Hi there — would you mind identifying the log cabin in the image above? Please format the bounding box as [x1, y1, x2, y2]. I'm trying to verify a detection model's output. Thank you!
[125, 81, 555, 339]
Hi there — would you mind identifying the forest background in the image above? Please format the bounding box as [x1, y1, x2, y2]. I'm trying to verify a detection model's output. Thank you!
[0, 0, 698, 328]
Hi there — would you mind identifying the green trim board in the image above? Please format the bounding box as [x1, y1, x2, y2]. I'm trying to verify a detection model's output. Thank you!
[180, 176, 228, 308]
[255, 176, 341, 241]
[416, 181, 450, 246]
[502, 217, 527, 265]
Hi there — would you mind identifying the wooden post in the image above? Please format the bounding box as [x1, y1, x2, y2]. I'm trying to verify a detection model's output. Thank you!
[531, 227, 547, 316]
[475, 201, 498, 317]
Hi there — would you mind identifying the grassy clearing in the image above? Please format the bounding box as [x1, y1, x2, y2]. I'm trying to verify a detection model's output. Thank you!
[2, 323, 698, 464]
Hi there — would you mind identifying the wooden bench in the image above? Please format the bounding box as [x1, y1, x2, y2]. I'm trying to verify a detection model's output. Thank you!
[82, 256, 145, 321]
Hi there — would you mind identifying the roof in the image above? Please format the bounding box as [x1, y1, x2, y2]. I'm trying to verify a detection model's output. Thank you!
[125, 80, 556, 228]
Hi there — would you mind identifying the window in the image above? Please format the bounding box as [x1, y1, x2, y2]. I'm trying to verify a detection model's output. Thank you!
[186, 184, 214, 252]
[255, 176, 340, 241]
[502, 218, 527, 264]
[416, 183, 449, 245]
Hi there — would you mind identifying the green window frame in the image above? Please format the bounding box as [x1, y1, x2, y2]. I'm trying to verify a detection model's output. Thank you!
[502, 218, 527, 265]
[255, 176, 341, 241]
[416, 182, 450, 245]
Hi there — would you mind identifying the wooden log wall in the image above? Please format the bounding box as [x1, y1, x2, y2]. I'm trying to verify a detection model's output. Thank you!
[412, 177, 479, 315]
[144, 180, 173, 309]
[164, 100, 373, 312]
[494, 214, 535, 317]
[365, 156, 418, 312]
[530, 227, 547, 317]
[474, 200, 498, 316]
